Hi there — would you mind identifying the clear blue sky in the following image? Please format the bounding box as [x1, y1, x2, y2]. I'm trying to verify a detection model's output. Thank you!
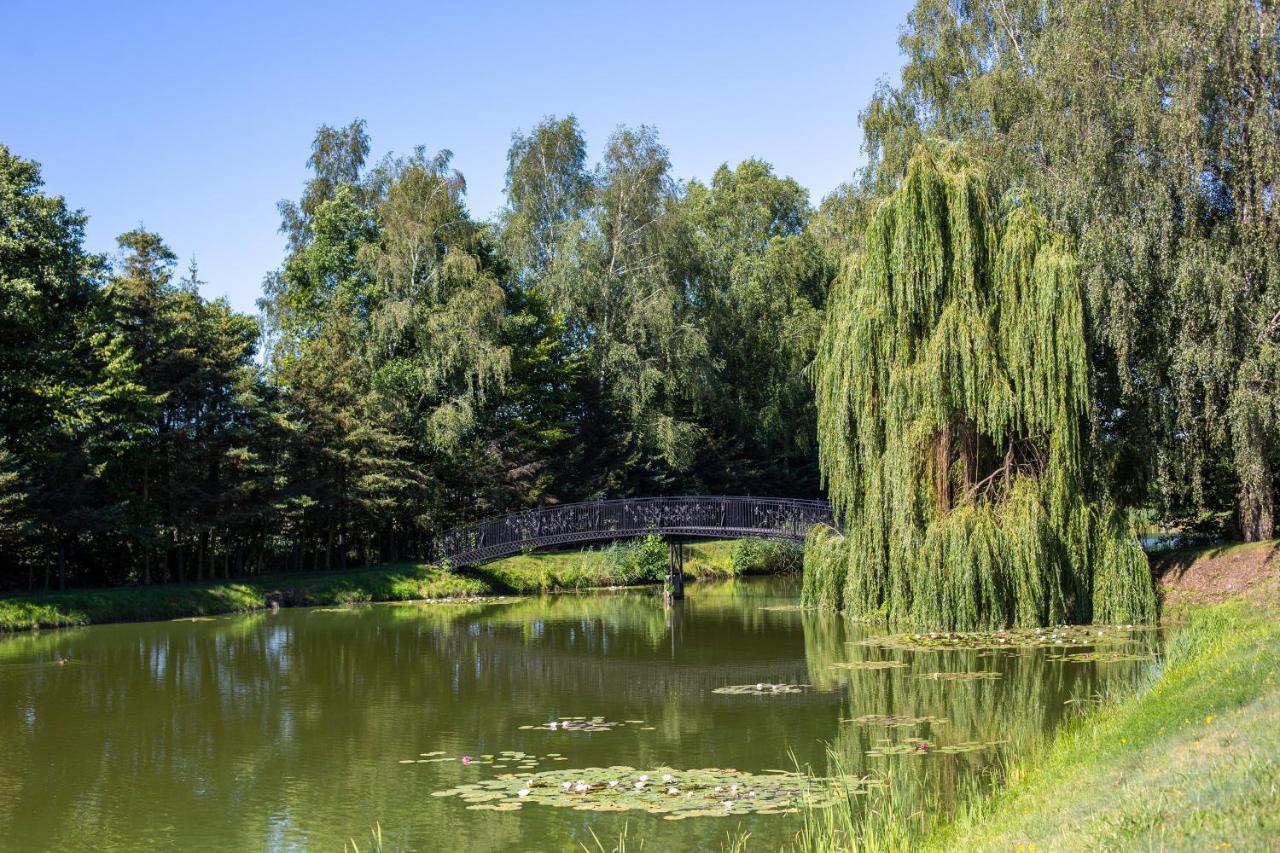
[2, 1, 912, 313]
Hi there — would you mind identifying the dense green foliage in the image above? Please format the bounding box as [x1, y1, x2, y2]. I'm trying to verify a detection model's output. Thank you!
[854, 0, 1280, 542]
[802, 145, 1154, 627]
[0, 127, 826, 591]
[0, 536, 751, 631]
[2, 0, 1276, 610]
[729, 536, 803, 575]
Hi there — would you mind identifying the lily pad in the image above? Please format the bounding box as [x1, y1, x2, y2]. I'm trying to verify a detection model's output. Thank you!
[866, 738, 1006, 757]
[524, 718, 639, 733]
[914, 671, 1002, 681]
[432, 766, 857, 818]
[1049, 651, 1155, 663]
[858, 624, 1155, 652]
[846, 714, 948, 727]
[712, 683, 809, 696]
[831, 660, 909, 671]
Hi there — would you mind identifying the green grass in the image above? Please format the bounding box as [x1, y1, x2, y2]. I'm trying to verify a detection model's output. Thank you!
[928, 594, 1280, 852]
[797, 583, 1280, 852]
[0, 564, 490, 632]
[0, 537, 782, 632]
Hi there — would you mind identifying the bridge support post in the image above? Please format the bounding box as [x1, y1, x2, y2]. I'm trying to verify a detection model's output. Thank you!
[665, 539, 685, 603]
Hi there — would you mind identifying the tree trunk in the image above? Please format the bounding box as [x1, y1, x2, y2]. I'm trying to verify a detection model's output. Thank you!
[1238, 476, 1275, 541]
[934, 421, 952, 514]
[1234, 415, 1275, 541]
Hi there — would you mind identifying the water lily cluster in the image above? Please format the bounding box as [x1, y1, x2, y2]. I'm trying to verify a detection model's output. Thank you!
[518, 716, 651, 732]
[711, 682, 809, 696]
[432, 766, 858, 819]
[399, 750, 567, 769]
[859, 624, 1156, 652]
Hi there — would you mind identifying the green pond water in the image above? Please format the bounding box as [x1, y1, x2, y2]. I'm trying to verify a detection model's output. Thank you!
[0, 576, 1160, 851]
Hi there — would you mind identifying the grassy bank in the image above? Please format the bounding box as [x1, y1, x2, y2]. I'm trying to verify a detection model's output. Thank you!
[0, 536, 800, 632]
[930, 593, 1279, 851]
[801, 564, 1280, 852]
[0, 564, 491, 632]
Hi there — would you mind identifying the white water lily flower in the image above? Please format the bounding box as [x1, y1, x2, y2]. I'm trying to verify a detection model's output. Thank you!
[561, 782, 572, 790]
[667, 786, 678, 795]
[723, 801, 734, 810]
[517, 788, 531, 797]
[634, 781, 646, 790]
[638, 774, 648, 782]
[662, 773, 674, 783]
[607, 780, 618, 787]
[755, 682, 765, 690]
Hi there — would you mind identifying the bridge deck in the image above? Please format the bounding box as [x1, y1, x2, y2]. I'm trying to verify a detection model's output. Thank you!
[426, 496, 834, 568]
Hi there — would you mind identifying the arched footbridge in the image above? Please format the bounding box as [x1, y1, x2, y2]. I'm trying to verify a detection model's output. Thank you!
[427, 496, 834, 570]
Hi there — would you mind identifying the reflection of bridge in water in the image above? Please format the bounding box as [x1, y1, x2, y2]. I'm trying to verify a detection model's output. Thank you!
[427, 496, 834, 569]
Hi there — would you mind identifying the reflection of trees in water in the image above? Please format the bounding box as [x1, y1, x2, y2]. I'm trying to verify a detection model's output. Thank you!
[800, 609, 855, 691]
[0, 582, 829, 850]
[799, 611, 1161, 827]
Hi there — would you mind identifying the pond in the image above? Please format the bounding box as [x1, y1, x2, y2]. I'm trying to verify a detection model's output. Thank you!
[0, 576, 1159, 851]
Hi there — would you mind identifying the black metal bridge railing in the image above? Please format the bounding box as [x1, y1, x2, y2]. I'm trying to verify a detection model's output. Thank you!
[426, 496, 834, 569]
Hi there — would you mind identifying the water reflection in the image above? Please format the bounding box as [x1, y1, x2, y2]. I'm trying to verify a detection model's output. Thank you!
[0, 577, 1156, 851]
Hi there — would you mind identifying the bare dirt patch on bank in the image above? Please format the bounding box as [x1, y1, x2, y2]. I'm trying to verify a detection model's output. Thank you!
[1151, 539, 1280, 613]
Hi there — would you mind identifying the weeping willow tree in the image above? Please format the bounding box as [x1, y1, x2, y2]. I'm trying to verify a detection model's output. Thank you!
[802, 146, 1155, 629]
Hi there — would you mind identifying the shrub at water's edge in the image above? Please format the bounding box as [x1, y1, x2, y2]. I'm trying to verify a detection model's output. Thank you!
[730, 537, 803, 575]
[802, 145, 1155, 629]
[0, 537, 789, 631]
[0, 566, 490, 631]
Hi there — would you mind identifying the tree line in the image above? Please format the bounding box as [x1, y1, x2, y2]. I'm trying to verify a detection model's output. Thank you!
[2, 0, 1276, 592]
[0, 118, 828, 589]
[798, 0, 1275, 627]
[843, 0, 1280, 541]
